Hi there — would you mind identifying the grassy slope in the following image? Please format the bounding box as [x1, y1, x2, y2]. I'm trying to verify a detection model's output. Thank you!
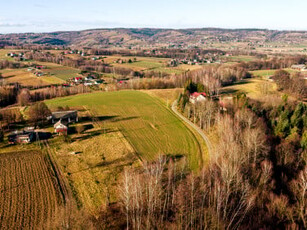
[45, 91, 202, 169]
[250, 68, 299, 77]
[34, 62, 80, 81]
[221, 78, 278, 98]
[0, 68, 63, 86]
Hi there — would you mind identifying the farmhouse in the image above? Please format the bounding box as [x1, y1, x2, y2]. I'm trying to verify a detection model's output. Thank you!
[291, 64, 306, 71]
[54, 120, 68, 135]
[189, 92, 207, 104]
[85, 75, 96, 81]
[49, 110, 78, 124]
[8, 130, 35, 144]
[34, 71, 44, 77]
[74, 77, 83, 83]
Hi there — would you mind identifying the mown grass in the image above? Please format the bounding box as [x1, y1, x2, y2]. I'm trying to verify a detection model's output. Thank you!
[0, 69, 63, 86]
[48, 129, 137, 213]
[37, 63, 80, 81]
[221, 78, 279, 100]
[45, 91, 203, 169]
[227, 55, 257, 62]
[250, 68, 299, 77]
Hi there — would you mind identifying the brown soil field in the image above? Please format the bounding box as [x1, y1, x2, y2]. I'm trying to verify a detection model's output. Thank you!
[0, 151, 65, 229]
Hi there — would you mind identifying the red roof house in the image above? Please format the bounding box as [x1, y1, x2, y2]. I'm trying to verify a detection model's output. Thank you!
[189, 92, 207, 104]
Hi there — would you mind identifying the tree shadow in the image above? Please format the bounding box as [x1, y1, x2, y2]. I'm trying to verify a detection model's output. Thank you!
[112, 116, 139, 122]
[3, 75, 16, 79]
[233, 80, 251, 85]
[78, 115, 118, 123]
[36, 132, 52, 140]
[70, 154, 136, 174]
[220, 89, 239, 95]
[71, 128, 117, 142]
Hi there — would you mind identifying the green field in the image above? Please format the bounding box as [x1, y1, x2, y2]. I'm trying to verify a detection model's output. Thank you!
[45, 91, 204, 169]
[31, 62, 80, 81]
[250, 68, 299, 77]
[227, 55, 257, 62]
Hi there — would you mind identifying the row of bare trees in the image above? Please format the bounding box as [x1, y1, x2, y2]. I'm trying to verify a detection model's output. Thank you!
[113, 108, 273, 229]
[112, 105, 306, 229]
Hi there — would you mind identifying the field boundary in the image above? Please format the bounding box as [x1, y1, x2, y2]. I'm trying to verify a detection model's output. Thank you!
[171, 100, 212, 160]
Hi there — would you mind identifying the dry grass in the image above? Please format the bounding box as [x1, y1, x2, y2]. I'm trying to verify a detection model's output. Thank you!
[221, 78, 279, 100]
[50, 126, 138, 214]
[142, 88, 183, 106]
[0, 69, 61, 87]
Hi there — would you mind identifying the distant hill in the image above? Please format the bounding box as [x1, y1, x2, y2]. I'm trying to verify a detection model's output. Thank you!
[1, 28, 307, 49]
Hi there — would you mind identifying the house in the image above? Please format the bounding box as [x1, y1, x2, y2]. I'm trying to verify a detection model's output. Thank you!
[85, 75, 96, 81]
[8, 131, 35, 144]
[35, 65, 45, 70]
[49, 110, 78, 124]
[54, 120, 68, 135]
[84, 81, 93, 86]
[189, 92, 207, 104]
[93, 79, 103, 85]
[291, 64, 306, 71]
[74, 77, 83, 83]
[34, 71, 44, 77]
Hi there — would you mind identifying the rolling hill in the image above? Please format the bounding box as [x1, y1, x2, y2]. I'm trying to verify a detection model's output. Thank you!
[2, 28, 307, 49]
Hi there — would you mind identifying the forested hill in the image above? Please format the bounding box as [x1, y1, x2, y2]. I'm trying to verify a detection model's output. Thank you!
[2, 28, 307, 48]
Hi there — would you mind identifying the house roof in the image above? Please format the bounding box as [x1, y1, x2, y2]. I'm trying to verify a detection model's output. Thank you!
[51, 110, 77, 120]
[54, 119, 68, 128]
[190, 92, 207, 98]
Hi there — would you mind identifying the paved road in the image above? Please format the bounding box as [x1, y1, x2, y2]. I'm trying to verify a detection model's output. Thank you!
[171, 101, 212, 156]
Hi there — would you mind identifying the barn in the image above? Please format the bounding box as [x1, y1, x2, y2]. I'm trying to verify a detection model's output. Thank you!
[49, 110, 78, 124]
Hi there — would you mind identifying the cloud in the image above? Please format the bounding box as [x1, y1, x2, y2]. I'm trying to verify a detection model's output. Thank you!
[0, 23, 28, 27]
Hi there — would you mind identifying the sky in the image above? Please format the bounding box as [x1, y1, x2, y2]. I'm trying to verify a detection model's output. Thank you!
[1, 0, 307, 33]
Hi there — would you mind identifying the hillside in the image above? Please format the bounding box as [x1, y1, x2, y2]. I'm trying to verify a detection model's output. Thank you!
[2, 28, 307, 49]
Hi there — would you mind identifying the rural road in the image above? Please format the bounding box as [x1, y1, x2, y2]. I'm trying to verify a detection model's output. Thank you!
[171, 101, 213, 156]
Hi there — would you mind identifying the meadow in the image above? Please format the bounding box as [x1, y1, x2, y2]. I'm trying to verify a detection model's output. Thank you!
[0, 68, 64, 87]
[250, 68, 299, 77]
[221, 78, 279, 100]
[46, 91, 204, 168]
[44, 90, 206, 213]
[36, 62, 80, 81]
[227, 55, 257, 62]
[101, 55, 188, 75]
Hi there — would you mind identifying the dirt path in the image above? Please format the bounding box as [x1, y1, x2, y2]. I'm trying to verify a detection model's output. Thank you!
[171, 101, 212, 156]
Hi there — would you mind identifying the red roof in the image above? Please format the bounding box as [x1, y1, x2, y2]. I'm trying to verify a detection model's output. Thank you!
[190, 92, 206, 98]
[75, 77, 83, 80]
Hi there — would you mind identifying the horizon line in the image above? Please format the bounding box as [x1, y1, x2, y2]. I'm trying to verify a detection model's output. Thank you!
[2, 26, 307, 35]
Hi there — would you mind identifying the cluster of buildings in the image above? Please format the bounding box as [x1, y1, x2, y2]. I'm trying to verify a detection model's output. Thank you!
[27, 65, 46, 77]
[168, 56, 221, 67]
[8, 110, 79, 144]
[291, 64, 307, 71]
[68, 75, 104, 86]
[6, 52, 27, 61]
[49, 110, 78, 135]
[64, 50, 87, 56]
[8, 129, 35, 144]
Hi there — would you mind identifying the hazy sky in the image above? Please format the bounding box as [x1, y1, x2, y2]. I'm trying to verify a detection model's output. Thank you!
[1, 0, 307, 33]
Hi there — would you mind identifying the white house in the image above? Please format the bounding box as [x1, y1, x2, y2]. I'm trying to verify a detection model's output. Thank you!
[189, 92, 207, 104]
